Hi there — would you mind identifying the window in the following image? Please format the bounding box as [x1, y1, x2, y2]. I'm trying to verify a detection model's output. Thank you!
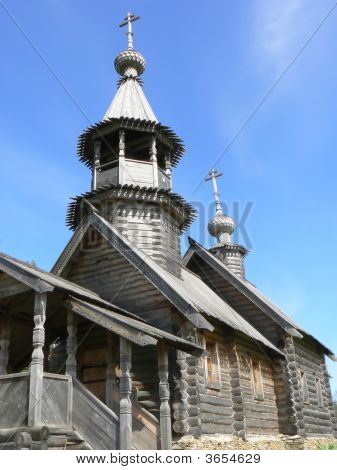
[205, 341, 220, 389]
[300, 370, 309, 403]
[251, 358, 264, 401]
[316, 377, 324, 408]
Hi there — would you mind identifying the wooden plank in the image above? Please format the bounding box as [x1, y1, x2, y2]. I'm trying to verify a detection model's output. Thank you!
[72, 378, 118, 449]
[0, 257, 54, 294]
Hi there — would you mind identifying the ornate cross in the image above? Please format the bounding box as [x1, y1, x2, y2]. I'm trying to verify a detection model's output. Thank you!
[119, 12, 140, 50]
[205, 168, 223, 214]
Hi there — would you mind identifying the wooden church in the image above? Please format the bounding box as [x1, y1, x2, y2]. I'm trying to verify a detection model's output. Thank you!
[0, 13, 336, 450]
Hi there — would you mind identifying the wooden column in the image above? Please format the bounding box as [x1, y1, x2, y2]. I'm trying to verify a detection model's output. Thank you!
[28, 292, 47, 427]
[119, 337, 132, 450]
[119, 130, 126, 185]
[106, 333, 117, 411]
[158, 342, 172, 449]
[66, 310, 78, 377]
[165, 152, 172, 190]
[92, 139, 101, 190]
[150, 135, 158, 187]
[0, 312, 11, 375]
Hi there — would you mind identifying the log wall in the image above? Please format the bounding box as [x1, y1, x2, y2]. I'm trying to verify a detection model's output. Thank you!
[290, 337, 335, 437]
[235, 334, 279, 436]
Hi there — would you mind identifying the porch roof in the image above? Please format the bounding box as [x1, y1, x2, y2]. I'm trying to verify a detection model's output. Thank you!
[68, 297, 204, 355]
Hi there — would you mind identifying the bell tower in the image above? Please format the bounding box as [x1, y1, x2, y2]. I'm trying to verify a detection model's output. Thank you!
[67, 13, 196, 277]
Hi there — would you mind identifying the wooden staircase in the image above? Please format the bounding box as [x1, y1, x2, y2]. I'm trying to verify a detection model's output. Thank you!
[0, 372, 159, 450]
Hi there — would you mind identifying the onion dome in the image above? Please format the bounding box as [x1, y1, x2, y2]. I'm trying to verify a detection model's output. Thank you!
[114, 49, 146, 77]
[208, 212, 235, 244]
[205, 169, 236, 244]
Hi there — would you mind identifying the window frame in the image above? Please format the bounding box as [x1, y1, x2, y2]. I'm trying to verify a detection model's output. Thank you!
[250, 356, 264, 401]
[204, 338, 221, 390]
[315, 376, 324, 408]
[299, 370, 309, 404]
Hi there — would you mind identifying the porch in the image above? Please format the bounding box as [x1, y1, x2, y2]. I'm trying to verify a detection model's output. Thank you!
[0, 252, 203, 450]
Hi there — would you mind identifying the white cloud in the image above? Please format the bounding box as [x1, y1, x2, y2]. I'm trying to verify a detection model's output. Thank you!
[252, 0, 313, 72]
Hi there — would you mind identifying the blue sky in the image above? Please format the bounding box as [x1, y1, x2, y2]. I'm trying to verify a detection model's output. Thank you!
[0, 0, 336, 392]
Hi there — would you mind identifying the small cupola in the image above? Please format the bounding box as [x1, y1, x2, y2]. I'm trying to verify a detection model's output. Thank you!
[206, 169, 248, 278]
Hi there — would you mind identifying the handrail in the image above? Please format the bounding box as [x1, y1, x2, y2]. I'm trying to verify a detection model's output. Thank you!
[72, 378, 119, 450]
[73, 378, 118, 422]
[125, 158, 152, 165]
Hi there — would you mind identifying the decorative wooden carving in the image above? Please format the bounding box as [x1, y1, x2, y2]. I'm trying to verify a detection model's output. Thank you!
[119, 130, 126, 185]
[66, 310, 78, 377]
[28, 292, 47, 427]
[150, 135, 158, 187]
[158, 342, 172, 449]
[92, 139, 101, 190]
[165, 152, 172, 189]
[119, 337, 132, 449]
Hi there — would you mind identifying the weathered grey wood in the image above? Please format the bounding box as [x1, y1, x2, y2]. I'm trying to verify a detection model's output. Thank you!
[0, 256, 54, 294]
[66, 310, 78, 377]
[119, 337, 132, 450]
[106, 333, 117, 411]
[72, 377, 118, 450]
[92, 139, 101, 190]
[0, 280, 30, 299]
[150, 135, 158, 187]
[119, 129, 125, 185]
[15, 432, 32, 450]
[0, 312, 11, 374]
[0, 373, 30, 427]
[41, 374, 72, 426]
[158, 342, 172, 449]
[28, 292, 47, 427]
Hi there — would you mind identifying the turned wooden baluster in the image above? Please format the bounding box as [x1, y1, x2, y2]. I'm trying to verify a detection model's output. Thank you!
[158, 342, 172, 449]
[119, 337, 132, 450]
[66, 309, 78, 377]
[28, 292, 47, 427]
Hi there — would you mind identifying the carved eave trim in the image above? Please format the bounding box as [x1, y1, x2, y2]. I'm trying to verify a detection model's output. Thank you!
[66, 184, 197, 232]
[0, 256, 54, 294]
[67, 298, 157, 347]
[209, 243, 249, 257]
[77, 117, 184, 169]
[186, 238, 303, 338]
[91, 213, 213, 331]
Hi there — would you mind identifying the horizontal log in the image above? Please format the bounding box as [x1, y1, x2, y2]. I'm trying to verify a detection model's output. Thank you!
[201, 413, 234, 426]
[201, 423, 233, 434]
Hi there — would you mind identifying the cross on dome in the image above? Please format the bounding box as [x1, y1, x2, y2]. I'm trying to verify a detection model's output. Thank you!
[114, 12, 146, 78]
[205, 168, 235, 244]
[205, 168, 223, 215]
[119, 12, 140, 50]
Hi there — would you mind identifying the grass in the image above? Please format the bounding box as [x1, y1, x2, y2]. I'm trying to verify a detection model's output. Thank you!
[316, 443, 337, 450]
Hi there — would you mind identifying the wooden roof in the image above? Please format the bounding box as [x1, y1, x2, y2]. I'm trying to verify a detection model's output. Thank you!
[184, 238, 336, 361]
[103, 77, 158, 123]
[66, 184, 197, 232]
[0, 252, 204, 356]
[54, 211, 284, 356]
[68, 297, 204, 354]
[77, 117, 185, 169]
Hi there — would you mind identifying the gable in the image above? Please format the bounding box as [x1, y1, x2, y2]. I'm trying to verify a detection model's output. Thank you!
[184, 239, 336, 360]
[185, 254, 284, 346]
[51, 213, 285, 355]
[58, 228, 179, 332]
